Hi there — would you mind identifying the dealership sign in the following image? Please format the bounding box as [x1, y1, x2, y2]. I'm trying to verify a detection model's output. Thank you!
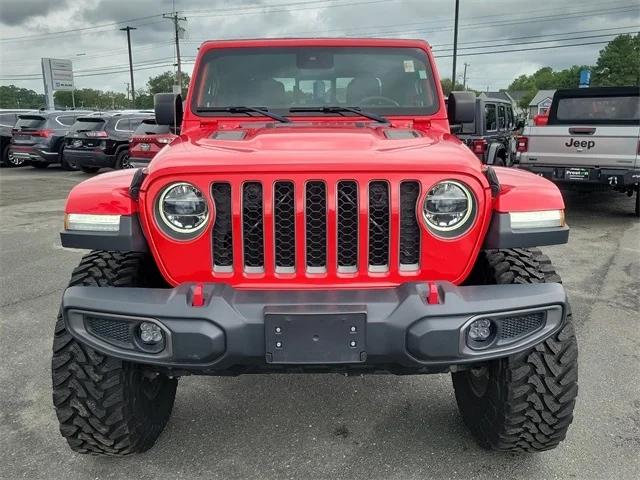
[42, 58, 74, 91]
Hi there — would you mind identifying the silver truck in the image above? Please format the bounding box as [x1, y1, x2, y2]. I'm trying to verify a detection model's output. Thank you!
[517, 86, 640, 216]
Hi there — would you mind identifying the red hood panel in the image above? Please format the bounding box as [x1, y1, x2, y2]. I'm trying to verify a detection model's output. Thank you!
[148, 126, 483, 176]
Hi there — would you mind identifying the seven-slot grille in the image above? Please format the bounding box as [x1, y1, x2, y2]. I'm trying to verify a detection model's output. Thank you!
[210, 180, 421, 275]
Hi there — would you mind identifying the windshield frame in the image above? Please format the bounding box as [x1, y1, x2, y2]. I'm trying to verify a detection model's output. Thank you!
[190, 46, 441, 119]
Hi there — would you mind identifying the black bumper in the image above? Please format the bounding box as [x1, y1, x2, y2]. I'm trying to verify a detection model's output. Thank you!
[62, 281, 568, 374]
[64, 149, 116, 168]
[518, 164, 640, 188]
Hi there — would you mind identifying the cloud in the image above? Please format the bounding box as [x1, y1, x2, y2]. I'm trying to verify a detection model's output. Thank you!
[0, 0, 68, 26]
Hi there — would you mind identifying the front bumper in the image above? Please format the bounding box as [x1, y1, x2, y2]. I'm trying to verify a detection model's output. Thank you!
[62, 281, 568, 374]
[518, 164, 640, 188]
[63, 149, 116, 168]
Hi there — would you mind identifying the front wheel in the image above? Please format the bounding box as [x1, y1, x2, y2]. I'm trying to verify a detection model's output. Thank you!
[52, 251, 177, 455]
[453, 248, 578, 452]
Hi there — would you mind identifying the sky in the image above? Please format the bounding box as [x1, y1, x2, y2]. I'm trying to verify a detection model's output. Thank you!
[0, 0, 638, 94]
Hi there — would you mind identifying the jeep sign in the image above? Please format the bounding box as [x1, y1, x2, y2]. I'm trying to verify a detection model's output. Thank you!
[565, 138, 595, 150]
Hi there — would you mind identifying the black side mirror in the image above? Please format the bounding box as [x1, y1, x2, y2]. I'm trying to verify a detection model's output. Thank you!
[515, 120, 525, 130]
[154, 93, 183, 128]
[447, 91, 475, 124]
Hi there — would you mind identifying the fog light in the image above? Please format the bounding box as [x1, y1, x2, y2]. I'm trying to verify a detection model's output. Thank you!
[468, 319, 492, 341]
[139, 322, 163, 344]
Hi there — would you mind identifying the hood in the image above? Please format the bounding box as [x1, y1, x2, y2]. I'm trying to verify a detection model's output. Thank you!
[148, 123, 483, 176]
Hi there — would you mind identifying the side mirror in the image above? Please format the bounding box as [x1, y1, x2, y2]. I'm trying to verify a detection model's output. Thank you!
[514, 120, 525, 130]
[154, 93, 183, 128]
[447, 91, 475, 124]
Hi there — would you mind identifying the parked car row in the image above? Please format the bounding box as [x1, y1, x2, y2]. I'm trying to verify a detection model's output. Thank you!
[0, 108, 176, 172]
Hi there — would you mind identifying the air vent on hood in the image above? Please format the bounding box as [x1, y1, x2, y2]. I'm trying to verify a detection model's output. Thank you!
[383, 129, 421, 139]
[211, 130, 247, 140]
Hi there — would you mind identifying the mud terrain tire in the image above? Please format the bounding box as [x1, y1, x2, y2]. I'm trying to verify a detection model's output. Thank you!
[52, 251, 177, 455]
[453, 248, 578, 452]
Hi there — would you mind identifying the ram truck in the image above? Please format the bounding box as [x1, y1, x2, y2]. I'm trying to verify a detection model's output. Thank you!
[517, 86, 640, 216]
[53, 38, 577, 456]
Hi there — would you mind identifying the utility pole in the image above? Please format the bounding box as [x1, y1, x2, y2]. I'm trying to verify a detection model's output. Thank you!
[452, 0, 460, 90]
[163, 12, 187, 94]
[120, 26, 136, 107]
[462, 63, 469, 90]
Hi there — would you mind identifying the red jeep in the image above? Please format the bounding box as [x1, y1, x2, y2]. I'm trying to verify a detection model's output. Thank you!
[53, 38, 577, 455]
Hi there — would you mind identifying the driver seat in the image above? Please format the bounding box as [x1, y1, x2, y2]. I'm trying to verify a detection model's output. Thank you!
[346, 75, 381, 105]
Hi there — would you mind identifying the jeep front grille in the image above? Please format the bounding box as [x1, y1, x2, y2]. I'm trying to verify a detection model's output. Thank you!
[210, 179, 422, 276]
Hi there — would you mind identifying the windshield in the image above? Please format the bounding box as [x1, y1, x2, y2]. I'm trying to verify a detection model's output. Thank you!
[555, 96, 640, 124]
[70, 118, 106, 132]
[192, 47, 439, 116]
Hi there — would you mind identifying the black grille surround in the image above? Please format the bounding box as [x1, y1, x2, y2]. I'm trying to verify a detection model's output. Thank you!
[208, 178, 426, 276]
[368, 181, 390, 270]
[242, 182, 264, 271]
[211, 183, 233, 270]
[274, 182, 296, 271]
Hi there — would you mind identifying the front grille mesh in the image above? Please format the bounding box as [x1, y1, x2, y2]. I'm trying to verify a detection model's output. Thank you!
[274, 182, 295, 270]
[337, 181, 359, 270]
[242, 182, 264, 270]
[499, 312, 545, 340]
[211, 183, 233, 269]
[210, 179, 424, 276]
[305, 181, 327, 270]
[368, 181, 390, 268]
[86, 316, 132, 345]
[399, 181, 420, 267]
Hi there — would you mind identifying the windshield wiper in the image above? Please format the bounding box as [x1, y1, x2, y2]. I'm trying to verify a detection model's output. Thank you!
[289, 106, 388, 124]
[196, 106, 290, 123]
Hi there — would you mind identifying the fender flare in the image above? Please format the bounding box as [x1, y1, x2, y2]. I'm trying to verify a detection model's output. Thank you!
[486, 142, 505, 165]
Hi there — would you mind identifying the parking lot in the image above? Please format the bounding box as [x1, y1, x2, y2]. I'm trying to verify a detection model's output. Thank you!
[0, 166, 637, 479]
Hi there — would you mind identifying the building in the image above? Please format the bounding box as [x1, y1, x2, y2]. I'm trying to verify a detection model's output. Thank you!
[528, 89, 556, 118]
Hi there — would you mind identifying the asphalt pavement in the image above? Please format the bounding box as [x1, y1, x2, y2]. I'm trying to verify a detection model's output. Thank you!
[1, 166, 638, 480]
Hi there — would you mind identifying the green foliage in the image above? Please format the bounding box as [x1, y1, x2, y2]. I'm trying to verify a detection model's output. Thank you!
[0, 85, 45, 109]
[54, 88, 129, 110]
[440, 78, 466, 95]
[592, 34, 640, 86]
[146, 70, 190, 96]
[508, 34, 639, 109]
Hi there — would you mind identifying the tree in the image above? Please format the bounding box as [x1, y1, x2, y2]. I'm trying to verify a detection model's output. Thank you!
[592, 34, 640, 86]
[440, 78, 465, 95]
[54, 89, 128, 110]
[146, 70, 190, 95]
[0, 85, 45, 109]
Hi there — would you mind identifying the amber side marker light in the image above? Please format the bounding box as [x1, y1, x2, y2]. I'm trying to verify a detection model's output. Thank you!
[509, 210, 565, 229]
[64, 213, 121, 232]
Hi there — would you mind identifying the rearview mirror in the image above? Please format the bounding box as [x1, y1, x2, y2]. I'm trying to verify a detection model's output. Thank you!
[447, 91, 475, 124]
[154, 93, 183, 128]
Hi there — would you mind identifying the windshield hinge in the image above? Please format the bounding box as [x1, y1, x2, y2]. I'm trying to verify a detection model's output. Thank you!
[129, 168, 147, 200]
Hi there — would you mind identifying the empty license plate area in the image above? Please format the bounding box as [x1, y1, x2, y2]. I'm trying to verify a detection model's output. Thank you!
[265, 307, 366, 364]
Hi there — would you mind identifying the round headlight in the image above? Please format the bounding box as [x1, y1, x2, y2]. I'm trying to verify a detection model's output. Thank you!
[422, 181, 475, 237]
[156, 182, 209, 237]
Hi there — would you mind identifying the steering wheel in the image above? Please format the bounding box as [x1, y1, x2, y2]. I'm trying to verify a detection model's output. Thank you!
[358, 96, 400, 106]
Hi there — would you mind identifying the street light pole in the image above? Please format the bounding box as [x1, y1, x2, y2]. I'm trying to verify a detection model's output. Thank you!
[463, 63, 469, 90]
[452, 0, 460, 90]
[120, 26, 137, 107]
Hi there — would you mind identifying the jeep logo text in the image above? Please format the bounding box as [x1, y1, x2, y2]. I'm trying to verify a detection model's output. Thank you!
[565, 138, 595, 150]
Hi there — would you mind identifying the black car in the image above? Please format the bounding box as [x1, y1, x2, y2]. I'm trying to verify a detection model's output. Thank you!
[9, 110, 91, 169]
[63, 113, 151, 173]
[0, 109, 34, 167]
[457, 96, 522, 166]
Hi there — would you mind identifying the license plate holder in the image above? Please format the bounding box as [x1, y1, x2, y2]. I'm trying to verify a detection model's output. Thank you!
[265, 306, 366, 364]
[565, 167, 590, 181]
